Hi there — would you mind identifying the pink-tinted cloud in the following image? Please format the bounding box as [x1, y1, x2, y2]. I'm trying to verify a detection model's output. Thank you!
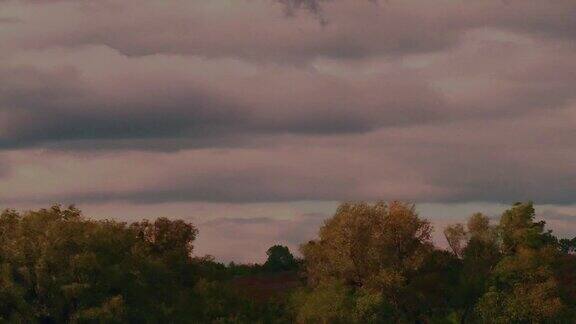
[1, 0, 575, 262]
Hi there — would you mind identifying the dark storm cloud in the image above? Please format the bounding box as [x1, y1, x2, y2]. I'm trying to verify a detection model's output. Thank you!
[0, 57, 447, 150]
[0, 66, 245, 149]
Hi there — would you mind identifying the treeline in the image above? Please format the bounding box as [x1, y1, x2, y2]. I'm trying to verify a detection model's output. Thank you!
[0, 202, 574, 323]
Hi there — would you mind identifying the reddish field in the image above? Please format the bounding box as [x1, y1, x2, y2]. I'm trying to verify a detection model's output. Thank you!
[231, 271, 303, 302]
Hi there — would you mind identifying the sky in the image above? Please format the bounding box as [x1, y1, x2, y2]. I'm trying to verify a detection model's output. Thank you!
[0, 0, 575, 262]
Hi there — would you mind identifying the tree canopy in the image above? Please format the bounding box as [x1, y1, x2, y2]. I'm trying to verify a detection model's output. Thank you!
[0, 202, 574, 323]
[264, 245, 298, 272]
[294, 201, 576, 323]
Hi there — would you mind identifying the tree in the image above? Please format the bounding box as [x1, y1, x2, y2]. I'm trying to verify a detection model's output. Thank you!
[291, 282, 353, 324]
[264, 245, 298, 272]
[474, 202, 569, 322]
[467, 212, 491, 238]
[499, 201, 550, 253]
[1, 202, 574, 323]
[298, 201, 449, 322]
[301, 201, 432, 287]
[444, 223, 466, 258]
[0, 206, 200, 322]
[475, 246, 564, 323]
[559, 237, 576, 254]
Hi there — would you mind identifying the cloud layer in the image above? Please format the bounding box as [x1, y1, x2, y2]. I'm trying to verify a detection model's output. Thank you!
[1, 0, 575, 260]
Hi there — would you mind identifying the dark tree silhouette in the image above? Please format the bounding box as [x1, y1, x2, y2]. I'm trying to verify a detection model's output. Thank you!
[264, 245, 298, 272]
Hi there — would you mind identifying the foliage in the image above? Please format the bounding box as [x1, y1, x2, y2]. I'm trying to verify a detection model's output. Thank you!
[473, 202, 569, 323]
[290, 281, 352, 324]
[295, 201, 576, 323]
[264, 245, 298, 272]
[0, 202, 574, 323]
[0, 206, 201, 322]
[298, 201, 459, 322]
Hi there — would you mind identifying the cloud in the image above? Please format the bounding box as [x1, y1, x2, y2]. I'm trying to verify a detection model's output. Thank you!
[2, 13, 576, 152]
[0, 0, 575, 208]
[1, 0, 576, 263]
[0, 63, 243, 149]
[1, 0, 456, 61]
[3, 0, 575, 64]
[1, 111, 574, 206]
[0, 159, 10, 178]
[277, 0, 328, 17]
[0, 45, 449, 150]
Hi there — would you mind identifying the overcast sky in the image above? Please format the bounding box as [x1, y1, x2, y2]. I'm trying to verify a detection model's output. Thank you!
[1, 0, 575, 262]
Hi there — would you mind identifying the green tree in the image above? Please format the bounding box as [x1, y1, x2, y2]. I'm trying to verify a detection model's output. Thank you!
[298, 201, 456, 322]
[444, 212, 501, 322]
[444, 223, 466, 258]
[264, 245, 298, 272]
[291, 282, 353, 324]
[301, 201, 432, 287]
[559, 237, 576, 254]
[0, 206, 200, 322]
[474, 202, 570, 323]
[475, 246, 563, 323]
